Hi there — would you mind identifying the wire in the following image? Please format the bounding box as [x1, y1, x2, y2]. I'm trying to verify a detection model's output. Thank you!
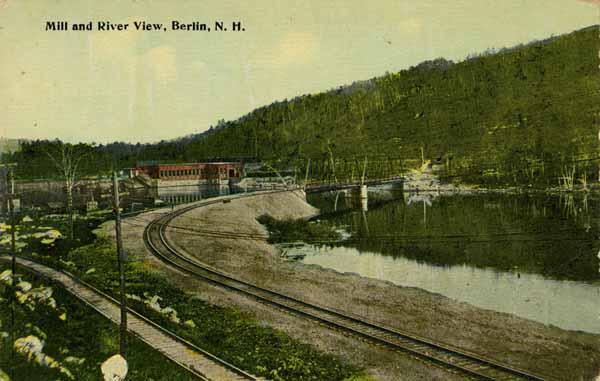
[120, 216, 596, 245]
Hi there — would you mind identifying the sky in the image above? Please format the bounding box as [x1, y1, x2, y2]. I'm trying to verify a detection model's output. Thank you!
[0, 0, 598, 144]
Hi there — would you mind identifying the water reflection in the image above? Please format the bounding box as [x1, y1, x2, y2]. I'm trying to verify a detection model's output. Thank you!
[15, 182, 247, 213]
[301, 245, 600, 334]
[308, 189, 600, 282]
[157, 184, 233, 205]
[302, 187, 600, 333]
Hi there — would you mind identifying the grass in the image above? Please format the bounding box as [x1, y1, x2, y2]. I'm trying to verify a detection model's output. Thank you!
[0, 264, 196, 381]
[64, 238, 361, 381]
[256, 214, 342, 244]
[2, 213, 366, 381]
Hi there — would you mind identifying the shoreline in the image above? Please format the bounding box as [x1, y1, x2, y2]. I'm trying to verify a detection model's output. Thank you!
[158, 190, 600, 381]
[106, 194, 460, 380]
[402, 167, 600, 195]
[298, 249, 600, 334]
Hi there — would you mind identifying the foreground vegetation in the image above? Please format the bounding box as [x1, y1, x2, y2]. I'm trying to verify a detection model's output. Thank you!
[1, 213, 365, 381]
[0, 265, 195, 380]
[257, 214, 342, 244]
[7, 26, 600, 189]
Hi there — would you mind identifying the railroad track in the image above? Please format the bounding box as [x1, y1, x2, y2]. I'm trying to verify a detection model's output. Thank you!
[0, 256, 259, 381]
[143, 193, 550, 381]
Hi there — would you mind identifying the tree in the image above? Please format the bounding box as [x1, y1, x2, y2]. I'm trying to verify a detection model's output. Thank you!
[45, 142, 90, 239]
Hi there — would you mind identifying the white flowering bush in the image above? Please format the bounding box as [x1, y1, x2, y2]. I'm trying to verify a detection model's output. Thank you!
[101, 354, 128, 381]
[14, 335, 73, 380]
[127, 293, 182, 324]
[0, 270, 62, 315]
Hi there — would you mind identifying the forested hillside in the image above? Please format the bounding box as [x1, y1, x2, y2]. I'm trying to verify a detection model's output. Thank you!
[6, 26, 600, 187]
[180, 25, 600, 187]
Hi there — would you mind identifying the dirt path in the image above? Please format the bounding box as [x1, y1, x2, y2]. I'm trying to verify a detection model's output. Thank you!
[159, 191, 600, 381]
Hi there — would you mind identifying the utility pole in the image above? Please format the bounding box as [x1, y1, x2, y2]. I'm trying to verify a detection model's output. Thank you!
[9, 167, 14, 195]
[0, 165, 17, 379]
[8, 168, 16, 278]
[9, 193, 16, 374]
[304, 158, 311, 189]
[112, 171, 127, 357]
[361, 156, 368, 185]
[597, 3, 600, 184]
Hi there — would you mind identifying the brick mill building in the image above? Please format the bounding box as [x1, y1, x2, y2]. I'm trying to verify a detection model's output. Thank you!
[130, 162, 244, 182]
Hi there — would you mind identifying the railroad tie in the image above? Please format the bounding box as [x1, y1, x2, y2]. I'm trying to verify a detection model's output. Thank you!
[0, 256, 259, 381]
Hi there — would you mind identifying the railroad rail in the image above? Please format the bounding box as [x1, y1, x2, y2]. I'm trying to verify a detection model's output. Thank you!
[143, 192, 550, 381]
[0, 256, 259, 381]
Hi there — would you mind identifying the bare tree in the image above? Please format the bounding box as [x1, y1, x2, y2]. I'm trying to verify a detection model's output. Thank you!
[45, 143, 89, 239]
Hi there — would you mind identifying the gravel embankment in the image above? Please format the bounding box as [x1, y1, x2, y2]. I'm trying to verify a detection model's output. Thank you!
[109, 191, 600, 381]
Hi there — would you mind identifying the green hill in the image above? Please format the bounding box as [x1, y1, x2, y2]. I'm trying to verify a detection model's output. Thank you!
[179, 25, 600, 187]
[8, 26, 600, 188]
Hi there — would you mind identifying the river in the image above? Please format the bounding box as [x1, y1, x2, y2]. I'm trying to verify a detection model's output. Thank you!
[292, 185, 600, 334]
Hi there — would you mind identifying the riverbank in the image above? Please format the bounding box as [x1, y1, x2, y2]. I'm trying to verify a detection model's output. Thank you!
[159, 190, 600, 381]
[104, 193, 457, 381]
[406, 164, 600, 195]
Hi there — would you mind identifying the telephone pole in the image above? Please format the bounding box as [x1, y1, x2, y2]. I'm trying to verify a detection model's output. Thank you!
[304, 158, 311, 189]
[1, 164, 18, 380]
[7, 168, 16, 281]
[112, 171, 127, 357]
[9, 191, 16, 379]
[361, 156, 368, 185]
[595, 0, 600, 281]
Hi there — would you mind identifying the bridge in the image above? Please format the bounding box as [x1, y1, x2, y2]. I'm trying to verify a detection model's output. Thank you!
[304, 176, 404, 193]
